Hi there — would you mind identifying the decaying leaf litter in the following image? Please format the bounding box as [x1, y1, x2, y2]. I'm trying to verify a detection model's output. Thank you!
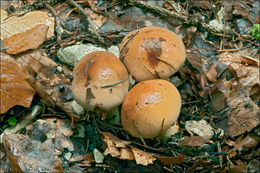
[0, 0, 259, 172]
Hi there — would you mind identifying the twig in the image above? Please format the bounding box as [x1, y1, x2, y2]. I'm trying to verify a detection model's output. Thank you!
[163, 166, 176, 173]
[128, 0, 230, 34]
[96, 119, 124, 130]
[157, 118, 165, 140]
[92, 116, 102, 133]
[217, 142, 223, 168]
[67, 0, 105, 44]
[43, 1, 63, 41]
[133, 120, 146, 146]
[100, 77, 129, 88]
[226, 155, 234, 165]
[6, 0, 62, 13]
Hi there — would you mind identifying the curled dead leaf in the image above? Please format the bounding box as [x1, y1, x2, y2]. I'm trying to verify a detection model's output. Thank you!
[102, 132, 131, 158]
[219, 52, 259, 88]
[0, 52, 35, 114]
[3, 24, 49, 54]
[130, 146, 156, 166]
[227, 90, 259, 137]
[101, 132, 155, 166]
[1, 10, 54, 40]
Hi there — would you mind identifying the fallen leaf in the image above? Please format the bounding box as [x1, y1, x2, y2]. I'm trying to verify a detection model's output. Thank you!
[179, 136, 213, 147]
[209, 79, 230, 112]
[219, 52, 259, 88]
[130, 146, 156, 166]
[227, 89, 260, 137]
[3, 24, 49, 54]
[231, 134, 259, 152]
[233, 3, 255, 24]
[102, 132, 131, 158]
[185, 119, 215, 139]
[207, 64, 218, 82]
[0, 52, 35, 114]
[118, 147, 134, 160]
[228, 160, 247, 173]
[16, 50, 77, 121]
[186, 51, 207, 73]
[1, 10, 54, 40]
[2, 134, 63, 172]
[69, 153, 94, 167]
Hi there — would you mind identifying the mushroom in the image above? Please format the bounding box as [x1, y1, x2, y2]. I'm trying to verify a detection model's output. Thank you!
[72, 51, 129, 112]
[121, 79, 181, 139]
[120, 26, 186, 82]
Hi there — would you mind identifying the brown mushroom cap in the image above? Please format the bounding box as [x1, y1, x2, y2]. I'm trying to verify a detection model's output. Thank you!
[72, 51, 129, 111]
[121, 79, 181, 139]
[120, 26, 186, 82]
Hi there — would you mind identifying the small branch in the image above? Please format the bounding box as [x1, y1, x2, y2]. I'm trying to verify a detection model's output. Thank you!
[43, 1, 63, 41]
[217, 142, 223, 168]
[67, 0, 105, 44]
[129, 0, 229, 34]
[7, 0, 63, 14]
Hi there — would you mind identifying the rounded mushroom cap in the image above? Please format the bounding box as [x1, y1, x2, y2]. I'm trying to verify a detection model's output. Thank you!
[72, 51, 129, 111]
[120, 26, 186, 82]
[121, 79, 181, 139]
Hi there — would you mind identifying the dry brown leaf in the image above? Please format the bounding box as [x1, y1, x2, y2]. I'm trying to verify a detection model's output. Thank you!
[179, 136, 213, 147]
[118, 147, 135, 160]
[69, 153, 95, 167]
[209, 79, 230, 112]
[219, 52, 259, 87]
[1, 10, 54, 40]
[0, 52, 35, 114]
[16, 50, 77, 121]
[231, 134, 259, 152]
[226, 90, 259, 137]
[186, 51, 207, 73]
[130, 146, 156, 166]
[3, 24, 49, 54]
[102, 132, 131, 158]
[207, 64, 218, 83]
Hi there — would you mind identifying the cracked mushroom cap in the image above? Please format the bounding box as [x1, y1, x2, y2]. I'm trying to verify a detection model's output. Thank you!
[72, 51, 129, 111]
[120, 26, 186, 82]
[121, 79, 181, 139]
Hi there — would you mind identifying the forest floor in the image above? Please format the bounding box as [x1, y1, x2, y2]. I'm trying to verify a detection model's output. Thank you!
[0, 0, 259, 172]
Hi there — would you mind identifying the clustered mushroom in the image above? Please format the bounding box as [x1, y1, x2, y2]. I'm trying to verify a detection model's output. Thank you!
[72, 51, 129, 112]
[121, 79, 181, 139]
[72, 26, 186, 139]
[120, 26, 186, 82]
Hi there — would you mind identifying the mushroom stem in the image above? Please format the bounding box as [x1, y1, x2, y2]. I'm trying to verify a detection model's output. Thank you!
[100, 77, 129, 88]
